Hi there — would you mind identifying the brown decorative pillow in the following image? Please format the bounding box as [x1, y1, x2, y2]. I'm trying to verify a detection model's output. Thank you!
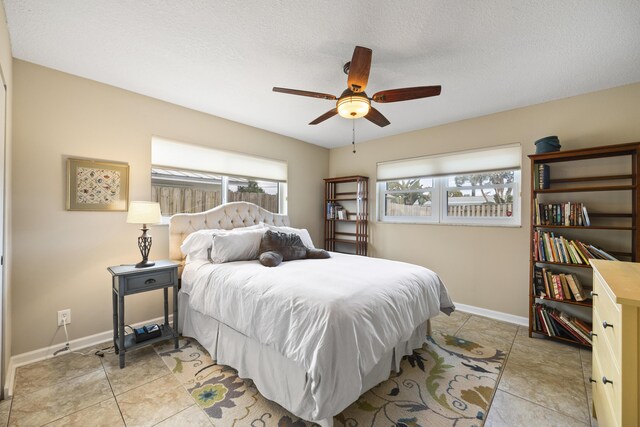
[258, 230, 331, 267]
[259, 251, 283, 267]
[259, 230, 307, 265]
[306, 248, 331, 259]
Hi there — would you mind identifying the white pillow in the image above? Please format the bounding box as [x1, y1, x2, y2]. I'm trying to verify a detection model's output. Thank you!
[180, 223, 266, 260]
[180, 229, 226, 260]
[211, 228, 266, 263]
[264, 224, 315, 249]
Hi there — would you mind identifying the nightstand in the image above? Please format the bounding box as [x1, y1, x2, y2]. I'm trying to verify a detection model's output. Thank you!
[107, 260, 179, 368]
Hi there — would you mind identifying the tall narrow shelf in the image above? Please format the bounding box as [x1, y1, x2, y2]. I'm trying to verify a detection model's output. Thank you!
[529, 142, 640, 348]
[324, 176, 368, 256]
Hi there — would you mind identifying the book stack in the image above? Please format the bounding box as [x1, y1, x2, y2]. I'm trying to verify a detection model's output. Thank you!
[534, 200, 591, 226]
[533, 266, 587, 301]
[534, 164, 550, 190]
[532, 303, 592, 346]
[533, 231, 618, 265]
[326, 203, 346, 220]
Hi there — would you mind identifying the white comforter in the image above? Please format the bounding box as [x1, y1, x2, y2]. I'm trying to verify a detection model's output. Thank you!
[184, 252, 454, 420]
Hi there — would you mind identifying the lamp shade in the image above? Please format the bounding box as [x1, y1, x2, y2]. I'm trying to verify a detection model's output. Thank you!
[126, 201, 162, 224]
[337, 95, 371, 119]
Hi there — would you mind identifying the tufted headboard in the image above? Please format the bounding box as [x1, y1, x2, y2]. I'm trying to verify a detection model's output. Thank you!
[169, 201, 290, 268]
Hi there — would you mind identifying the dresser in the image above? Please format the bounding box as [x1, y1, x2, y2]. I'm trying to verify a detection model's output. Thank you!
[591, 260, 640, 427]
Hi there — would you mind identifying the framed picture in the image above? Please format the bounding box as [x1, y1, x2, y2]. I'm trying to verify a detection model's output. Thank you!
[66, 158, 129, 211]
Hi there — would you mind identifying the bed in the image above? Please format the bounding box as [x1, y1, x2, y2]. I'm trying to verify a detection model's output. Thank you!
[169, 202, 454, 426]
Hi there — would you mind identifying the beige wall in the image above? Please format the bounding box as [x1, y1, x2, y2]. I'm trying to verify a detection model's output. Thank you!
[0, 2, 13, 392]
[9, 53, 640, 355]
[11, 60, 329, 355]
[329, 83, 640, 318]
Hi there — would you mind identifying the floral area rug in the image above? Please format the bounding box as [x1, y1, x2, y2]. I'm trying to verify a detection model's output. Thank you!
[155, 333, 505, 427]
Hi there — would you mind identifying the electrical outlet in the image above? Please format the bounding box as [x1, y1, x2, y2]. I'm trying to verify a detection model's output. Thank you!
[57, 309, 71, 326]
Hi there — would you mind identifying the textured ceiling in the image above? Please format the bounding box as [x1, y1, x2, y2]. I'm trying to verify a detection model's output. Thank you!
[4, 1, 640, 148]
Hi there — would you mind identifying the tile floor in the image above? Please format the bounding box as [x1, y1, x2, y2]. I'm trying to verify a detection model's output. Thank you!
[0, 312, 597, 426]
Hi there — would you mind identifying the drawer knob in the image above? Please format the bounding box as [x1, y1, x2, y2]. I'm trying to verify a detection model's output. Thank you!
[602, 321, 613, 329]
[144, 278, 157, 285]
[589, 331, 597, 338]
[602, 376, 613, 385]
[589, 377, 597, 383]
[590, 291, 598, 297]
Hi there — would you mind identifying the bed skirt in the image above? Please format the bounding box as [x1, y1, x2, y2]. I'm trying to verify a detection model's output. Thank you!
[178, 290, 431, 427]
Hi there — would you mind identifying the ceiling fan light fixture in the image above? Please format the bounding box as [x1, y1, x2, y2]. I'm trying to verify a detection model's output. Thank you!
[337, 95, 370, 119]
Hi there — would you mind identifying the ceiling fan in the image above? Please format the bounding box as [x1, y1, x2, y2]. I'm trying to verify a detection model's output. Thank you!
[273, 46, 441, 127]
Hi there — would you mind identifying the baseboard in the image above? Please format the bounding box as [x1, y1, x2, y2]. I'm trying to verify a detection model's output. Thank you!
[4, 315, 171, 397]
[454, 302, 528, 327]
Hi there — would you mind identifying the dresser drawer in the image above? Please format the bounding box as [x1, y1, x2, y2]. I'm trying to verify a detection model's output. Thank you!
[593, 272, 621, 365]
[593, 310, 621, 387]
[124, 269, 174, 293]
[593, 346, 620, 427]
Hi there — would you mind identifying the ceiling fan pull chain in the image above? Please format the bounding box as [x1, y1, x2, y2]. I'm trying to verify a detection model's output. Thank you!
[352, 120, 356, 154]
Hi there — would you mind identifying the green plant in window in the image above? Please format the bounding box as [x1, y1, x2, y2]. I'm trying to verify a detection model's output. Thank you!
[387, 179, 430, 205]
[454, 172, 514, 204]
[237, 180, 265, 193]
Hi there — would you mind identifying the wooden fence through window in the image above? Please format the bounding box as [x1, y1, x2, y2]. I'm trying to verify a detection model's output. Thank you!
[387, 202, 513, 217]
[151, 185, 278, 216]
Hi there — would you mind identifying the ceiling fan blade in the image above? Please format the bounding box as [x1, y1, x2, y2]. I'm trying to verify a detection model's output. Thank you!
[364, 107, 390, 127]
[309, 108, 338, 125]
[273, 87, 336, 100]
[347, 46, 372, 93]
[372, 86, 442, 103]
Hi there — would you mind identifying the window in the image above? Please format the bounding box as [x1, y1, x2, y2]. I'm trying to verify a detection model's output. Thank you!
[151, 137, 287, 217]
[227, 177, 281, 214]
[381, 178, 438, 223]
[377, 145, 521, 226]
[442, 170, 519, 224]
[151, 168, 222, 216]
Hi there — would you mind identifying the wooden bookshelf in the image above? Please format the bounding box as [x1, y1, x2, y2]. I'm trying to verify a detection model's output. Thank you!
[529, 142, 640, 348]
[324, 176, 368, 256]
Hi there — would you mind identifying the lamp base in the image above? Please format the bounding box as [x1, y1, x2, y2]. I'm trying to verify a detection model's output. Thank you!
[135, 259, 156, 268]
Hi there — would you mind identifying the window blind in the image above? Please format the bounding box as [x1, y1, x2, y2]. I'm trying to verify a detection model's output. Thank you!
[376, 144, 521, 181]
[151, 137, 288, 182]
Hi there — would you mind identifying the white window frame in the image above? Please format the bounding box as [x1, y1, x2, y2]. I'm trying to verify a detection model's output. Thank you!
[439, 170, 520, 226]
[376, 144, 521, 227]
[151, 136, 288, 219]
[379, 179, 439, 224]
[377, 171, 520, 226]
[151, 167, 287, 220]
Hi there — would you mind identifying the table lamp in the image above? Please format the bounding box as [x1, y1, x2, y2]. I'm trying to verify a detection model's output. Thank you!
[127, 201, 162, 268]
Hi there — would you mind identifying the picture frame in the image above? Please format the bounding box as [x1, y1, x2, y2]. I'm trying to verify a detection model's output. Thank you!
[66, 158, 129, 211]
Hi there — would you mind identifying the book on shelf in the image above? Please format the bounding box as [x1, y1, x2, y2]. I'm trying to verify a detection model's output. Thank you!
[552, 274, 564, 300]
[582, 205, 591, 226]
[565, 274, 587, 301]
[532, 230, 619, 265]
[559, 274, 571, 300]
[534, 267, 589, 302]
[566, 241, 583, 264]
[532, 303, 593, 345]
[559, 312, 593, 344]
[587, 244, 618, 261]
[534, 164, 550, 190]
[327, 203, 348, 220]
[572, 317, 592, 336]
[570, 241, 590, 264]
[533, 266, 546, 297]
[533, 199, 591, 227]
